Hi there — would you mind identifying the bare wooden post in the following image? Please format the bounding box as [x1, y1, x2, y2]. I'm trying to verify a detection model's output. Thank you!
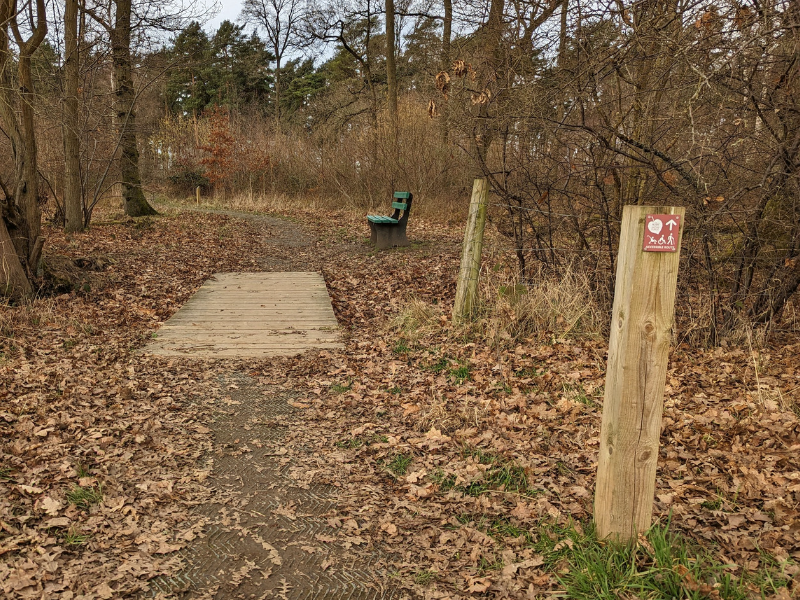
[452, 178, 489, 324]
[594, 205, 685, 542]
[196, 186, 201, 206]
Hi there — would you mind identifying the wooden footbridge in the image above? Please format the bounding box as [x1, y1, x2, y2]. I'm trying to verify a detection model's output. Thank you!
[146, 272, 342, 358]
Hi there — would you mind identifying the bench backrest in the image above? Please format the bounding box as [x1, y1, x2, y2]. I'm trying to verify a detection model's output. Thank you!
[391, 191, 413, 223]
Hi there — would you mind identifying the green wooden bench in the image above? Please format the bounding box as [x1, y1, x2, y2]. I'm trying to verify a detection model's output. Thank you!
[367, 191, 413, 250]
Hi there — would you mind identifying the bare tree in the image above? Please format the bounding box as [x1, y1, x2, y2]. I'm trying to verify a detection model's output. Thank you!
[0, 0, 48, 300]
[85, 0, 206, 217]
[111, 0, 157, 216]
[308, 0, 382, 126]
[63, 0, 84, 232]
[385, 0, 397, 129]
[242, 0, 308, 128]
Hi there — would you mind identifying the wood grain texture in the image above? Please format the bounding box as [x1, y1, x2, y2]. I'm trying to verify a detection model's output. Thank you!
[452, 178, 489, 324]
[145, 272, 342, 358]
[594, 205, 685, 542]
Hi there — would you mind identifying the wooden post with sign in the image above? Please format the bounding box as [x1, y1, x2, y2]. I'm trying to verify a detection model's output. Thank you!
[452, 178, 489, 324]
[594, 205, 685, 542]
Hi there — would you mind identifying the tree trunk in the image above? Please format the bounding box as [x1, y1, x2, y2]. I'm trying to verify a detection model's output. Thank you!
[385, 0, 397, 130]
[0, 0, 46, 300]
[63, 0, 83, 232]
[558, 0, 568, 66]
[274, 55, 282, 129]
[113, 0, 156, 217]
[0, 218, 33, 299]
[439, 0, 451, 143]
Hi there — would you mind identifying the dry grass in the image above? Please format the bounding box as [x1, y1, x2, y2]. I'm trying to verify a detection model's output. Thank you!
[161, 187, 467, 225]
[392, 297, 444, 341]
[394, 257, 605, 349]
[475, 265, 604, 345]
[185, 191, 338, 216]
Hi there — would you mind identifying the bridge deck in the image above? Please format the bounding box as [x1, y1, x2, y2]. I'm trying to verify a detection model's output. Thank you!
[145, 272, 342, 357]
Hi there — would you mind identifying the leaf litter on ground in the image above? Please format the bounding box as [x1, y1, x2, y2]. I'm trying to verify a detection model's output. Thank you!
[1, 203, 798, 599]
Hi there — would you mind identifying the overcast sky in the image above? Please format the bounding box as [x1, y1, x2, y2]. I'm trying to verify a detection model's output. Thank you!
[206, 1, 245, 31]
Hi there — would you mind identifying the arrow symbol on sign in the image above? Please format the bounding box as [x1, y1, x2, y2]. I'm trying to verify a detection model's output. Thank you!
[666, 219, 678, 231]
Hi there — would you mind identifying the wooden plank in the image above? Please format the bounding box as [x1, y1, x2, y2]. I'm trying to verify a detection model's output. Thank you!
[152, 329, 338, 338]
[151, 340, 343, 348]
[193, 289, 328, 293]
[172, 314, 334, 318]
[174, 306, 334, 310]
[148, 347, 338, 357]
[190, 291, 330, 296]
[367, 216, 398, 224]
[160, 324, 336, 329]
[160, 323, 337, 330]
[152, 341, 342, 348]
[393, 191, 411, 199]
[144, 272, 341, 358]
[152, 339, 342, 346]
[149, 346, 342, 354]
[594, 206, 684, 542]
[154, 329, 339, 337]
[391, 202, 407, 210]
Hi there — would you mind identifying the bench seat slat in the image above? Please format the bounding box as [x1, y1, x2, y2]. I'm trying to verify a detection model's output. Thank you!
[367, 215, 399, 224]
[391, 202, 408, 210]
[393, 191, 411, 199]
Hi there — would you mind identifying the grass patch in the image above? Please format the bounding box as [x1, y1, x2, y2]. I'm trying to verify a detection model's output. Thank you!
[477, 555, 504, 575]
[61, 524, 89, 546]
[701, 496, 724, 511]
[488, 516, 534, 542]
[514, 366, 542, 378]
[457, 447, 541, 497]
[392, 340, 411, 355]
[562, 383, 599, 407]
[533, 520, 795, 600]
[334, 433, 388, 449]
[329, 381, 353, 394]
[385, 453, 413, 476]
[423, 357, 450, 375]
[414, 570, 437, 585]
[484, 464, 531, 494]
[423, 357, 470, 383]
[66, 485, 103, 510]
[449, 364, 470, 384]
[335, 437, 364, 449]
[453, 516, 795, 598]
[431, 468, 457, 491]
[462, 446, 498, 465]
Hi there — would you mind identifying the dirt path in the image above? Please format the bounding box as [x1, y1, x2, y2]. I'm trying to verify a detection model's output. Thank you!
[168, 207, 322, 272]
[147, 209, 401, 599]
[148, 374, 399, 599]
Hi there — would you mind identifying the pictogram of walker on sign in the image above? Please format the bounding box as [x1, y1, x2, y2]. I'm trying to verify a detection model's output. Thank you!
[642, 214, 681, 252]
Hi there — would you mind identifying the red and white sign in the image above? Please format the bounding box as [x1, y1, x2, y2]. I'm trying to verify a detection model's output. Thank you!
[642, 214, 681, 252]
